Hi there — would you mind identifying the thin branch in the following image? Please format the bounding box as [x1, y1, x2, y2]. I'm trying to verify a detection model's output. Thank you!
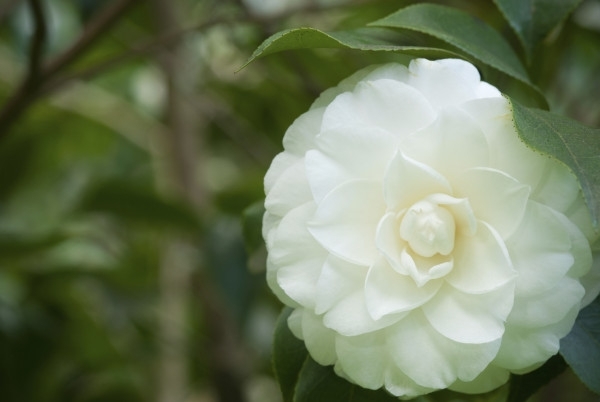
[0, 0, 140, 141]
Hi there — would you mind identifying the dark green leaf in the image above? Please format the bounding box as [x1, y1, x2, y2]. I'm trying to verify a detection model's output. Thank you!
[242, 27, 461, 69]
[509, 99, 600, 228]
[560, 296, 600, 394]
[369, 4, 546, 108]
[507, 354, 567, 402]
[493, 0, 583, 60]
[0, 231, 66, 261]
[272, 307, 308, 402]
[79, 180, 201, 231]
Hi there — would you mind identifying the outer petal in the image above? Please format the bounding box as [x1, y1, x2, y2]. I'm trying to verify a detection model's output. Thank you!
[407, 58, 483, 110]
[449, 364, 509, 394]
[265, 157, 312, 217]
[445, 222, 516, 294]
[423, 282, 514, 344]
[454, 167, 530, 240]
[334, 330, 387, 390]
[401, 108, 490, 182]
[364, 257, 441, 320]
[314, 255, 369, 315]
[300, 309, 337, 365]
[494, 305, 579, 370]
[269, 202, 327, 309]
[264, 151, 298, 195]
[506, 201, 576, 297]
[384, 367, 435, 399]
[308, 179, 386, 265]
[387, 312, 501, 389]
[321, 79, 435, 137]
[531, 160, 580, 215]
[383, 151, 452, 211]
[281, 107, 325, 156]
[305, 126, 397, 203]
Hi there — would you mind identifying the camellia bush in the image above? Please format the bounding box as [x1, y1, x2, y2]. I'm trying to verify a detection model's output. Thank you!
[247, 1, 600, 401]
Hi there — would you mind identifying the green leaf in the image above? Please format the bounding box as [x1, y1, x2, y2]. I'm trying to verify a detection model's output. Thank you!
[560, 296, 600, 394]
[507, 354, 567, 402]
[241, 201, 265, 255]
[493, 0, 583, 61]
[272, 307, 309, 402]
[0, 231, 67, 261]
[509, 99, 600, 228]
[369, 4, 546, 108]
[242, 27, 461, 69]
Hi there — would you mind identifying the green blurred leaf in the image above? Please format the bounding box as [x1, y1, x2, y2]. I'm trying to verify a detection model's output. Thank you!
[243, 27, 461, 69]
[241, 201, 265, 255]
[80, 180, 201, 232]
[493, 0, 583, 60]
[509, 98, 600, 228]
[507, 354, 567, 402]
[560, 296, 600, 394]
[0, 231, 66, 261]
[369, 4, 546, 108]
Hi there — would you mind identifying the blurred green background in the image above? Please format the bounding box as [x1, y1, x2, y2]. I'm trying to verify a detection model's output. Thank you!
[0, 0, 599, 401]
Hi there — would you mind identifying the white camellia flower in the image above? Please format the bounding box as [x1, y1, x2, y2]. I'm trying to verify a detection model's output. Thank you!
[263, 58, 600, 398]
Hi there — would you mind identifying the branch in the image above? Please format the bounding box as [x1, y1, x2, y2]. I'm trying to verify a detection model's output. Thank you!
[0, 0, 140, 141]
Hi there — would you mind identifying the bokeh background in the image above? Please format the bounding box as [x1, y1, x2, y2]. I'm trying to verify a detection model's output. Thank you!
[0, 0, 599, 401]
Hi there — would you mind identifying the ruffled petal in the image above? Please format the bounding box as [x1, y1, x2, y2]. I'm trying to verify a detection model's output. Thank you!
[305, 126, 397, 203]
[508, 277, 584, 328]
[323, 290, 403, 336]
[269, 202, 327, 308]
[384, 367, 435, 399]
[401, 108, 490, 182]
[375, 212, 409, 274]
[387, 312, 501, 389]
[423, 282, 514, 344]
[314, 255, 369, 315]
[407, 58, 483, 110]
[321, 79, 435, 137]
[449, 364, 509, 394]
[494, 305, 579, 370]
[445, 222, 516, 294]
[282, 107, 325, 156]
[383, 151, 452, 211]
[506, 201, 576, 297]
[308, 179, 386, 265]
[531, 160, 580, 215]
[454, 167, 530, 239]
[300, 309, 337, 365]
[265, 157, 312, 217]
[264, 151, 298, 195]
[334, 330, 387, 390]
[364, 257, 441, 320]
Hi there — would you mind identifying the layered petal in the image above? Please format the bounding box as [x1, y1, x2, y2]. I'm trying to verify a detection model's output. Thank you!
[315, 255, 369, 315]
[308, 179, 386, 265]
[264, 157, 312, 217]
[334, 330, 387, 390]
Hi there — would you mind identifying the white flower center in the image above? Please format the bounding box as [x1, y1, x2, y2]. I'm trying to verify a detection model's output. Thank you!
[399, 199, 455, 258]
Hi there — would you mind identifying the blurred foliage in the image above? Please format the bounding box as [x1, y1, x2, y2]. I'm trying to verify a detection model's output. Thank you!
[0, 0, 599, 401]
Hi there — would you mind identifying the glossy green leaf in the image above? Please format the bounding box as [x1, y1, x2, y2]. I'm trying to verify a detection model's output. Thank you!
[273, 307, 309, 402]
[493, 0, 583, 60]
[369, 4, 546, 108]
[560, 296, 600, 394]
[507, 354, 567, 402]
[509, 99, 600, 228]
[243, 27, 461, 69]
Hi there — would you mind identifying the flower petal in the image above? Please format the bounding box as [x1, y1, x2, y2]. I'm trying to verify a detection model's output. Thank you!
[454, 167, 530, 239]
[401, 108, 490, 182]
[265, 157, 312, 217]
[506, 201, 576, 297]
[449, 364, 509, 394]
[300, 309, 337, 365]
[508, 277, 584, 328]
[269, 202, 327, 309]
[423, 283, 514, 344]
[308, 179, 386, 265]
[305, 126, 397, 203]
[531, 160, 580, 215]
[494, 305, 579, 370]
[264, 151, 298, 195]
[282, 107, 325, 156]
[314, 255, 368, 315]
[321, 79, 435, 137]
[384, 367, 434, 398]
[334, 330, 387, 390]
[387, 312, 501, 388]
[445, 222, 516, 294]
[375, 212, 409, 274]
[323, 290, 403, 336]
[383, 151, 452, 211]
[364, 258, 441, 320]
